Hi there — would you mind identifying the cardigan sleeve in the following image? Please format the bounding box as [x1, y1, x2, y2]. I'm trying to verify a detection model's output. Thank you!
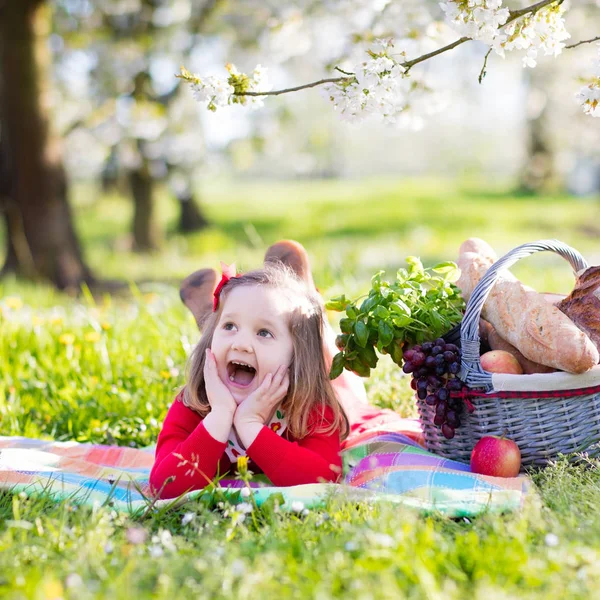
[246, 406, 342, 486]
[149, 396, 228, 499]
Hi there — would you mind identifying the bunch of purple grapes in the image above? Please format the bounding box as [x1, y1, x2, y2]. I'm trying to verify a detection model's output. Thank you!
[402, 338, 472, 440]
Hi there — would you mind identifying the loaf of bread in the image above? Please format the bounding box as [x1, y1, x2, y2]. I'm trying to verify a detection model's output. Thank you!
[457, 238, 599, 374]
[558, 266, 600, 350]
[457, 238, 497, 302]
[459, 238, 497, 261]
[479, 319, 556, 374]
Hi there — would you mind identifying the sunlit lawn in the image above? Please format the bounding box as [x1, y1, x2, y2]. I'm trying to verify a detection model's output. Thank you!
[1, 178, 600, 598]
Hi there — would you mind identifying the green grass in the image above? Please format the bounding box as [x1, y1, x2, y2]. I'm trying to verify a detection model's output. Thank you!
[1, 178, 600, 598]
[60, 177, 600, 295]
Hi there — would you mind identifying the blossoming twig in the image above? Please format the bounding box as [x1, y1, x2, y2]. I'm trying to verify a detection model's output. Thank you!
[204, 0, 560, 99]
[180, 0, 597, 121]
[566, 36, 600, 50]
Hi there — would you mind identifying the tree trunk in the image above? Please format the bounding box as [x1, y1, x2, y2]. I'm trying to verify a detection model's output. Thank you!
[0, 119, 16, 273]
[518, 68, 557, 194]
[177, 189, 208, 233]
[1, 199, 37, 278]
[0, 0, 93, 289]
[129, 166, 160, 252]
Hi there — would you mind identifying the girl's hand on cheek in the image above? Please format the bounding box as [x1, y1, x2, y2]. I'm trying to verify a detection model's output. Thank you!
[203, 349, 237, 418]
[234, 365, 290, 428]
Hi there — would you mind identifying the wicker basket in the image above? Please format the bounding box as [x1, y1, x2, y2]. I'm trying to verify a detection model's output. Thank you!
[417, 240, 600, 468]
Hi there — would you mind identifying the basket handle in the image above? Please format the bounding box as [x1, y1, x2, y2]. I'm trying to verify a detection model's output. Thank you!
[459, 239, 589, 391]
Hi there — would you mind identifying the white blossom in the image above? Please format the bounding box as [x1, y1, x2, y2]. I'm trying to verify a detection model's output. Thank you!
[577, 85, 600, 117]
[322, 42, 428, 126]
[246, 64, 272, 109]
[189, 63, 271, 112]
[576, 43, 600, 118]
[502, 3, 570, 68]
[441, 1, 570, 67]
[191, 75, 234, 111]
[440, 0, 509, 47]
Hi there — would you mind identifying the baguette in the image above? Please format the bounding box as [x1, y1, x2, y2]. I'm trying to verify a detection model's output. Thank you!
[456, 238, 497, 302]
[457, 238, 599, 374]
[459, 238, 497, 261]
[457, 251, 495, 302]
[479, 319, 556, 374]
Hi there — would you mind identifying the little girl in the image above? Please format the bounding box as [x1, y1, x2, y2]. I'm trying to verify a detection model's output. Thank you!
[150, 264, 349, 499]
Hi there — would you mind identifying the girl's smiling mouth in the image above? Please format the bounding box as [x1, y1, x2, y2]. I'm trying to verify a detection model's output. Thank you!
[226, 361, 257, 387]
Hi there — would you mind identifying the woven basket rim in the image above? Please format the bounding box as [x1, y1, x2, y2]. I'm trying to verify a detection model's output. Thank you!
[452, 382, 600, 400]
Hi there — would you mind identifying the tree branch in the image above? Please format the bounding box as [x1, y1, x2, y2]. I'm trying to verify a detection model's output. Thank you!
[507, 0, 559, 21]
[232, 0, 561, 97]
[478, 48, 493, 85]
[565, 35, 600, 50]
[235, 77, 350, 97]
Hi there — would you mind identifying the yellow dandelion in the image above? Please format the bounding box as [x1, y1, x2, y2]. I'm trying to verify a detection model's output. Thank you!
[9, 386, 16, 395]
[89, 376, 99, 386]
[50, 316, 63, 326]
[160, 370, 172, 379]
[32, 316, 45, 326]
[5, 297, 23, 310]
[59, 333, 75, 346]
[236, 455, 249, 476]
[84, 331, 101, 343]
[101, 322, 111, 331]
[90, 419, 102, 429]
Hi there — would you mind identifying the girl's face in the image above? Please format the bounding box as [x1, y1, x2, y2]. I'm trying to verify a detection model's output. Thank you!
[211, 285, 294, 404]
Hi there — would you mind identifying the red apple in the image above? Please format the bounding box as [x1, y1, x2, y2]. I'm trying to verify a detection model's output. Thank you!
[470, 435, 522, 477]
[480, 350, 523, 375]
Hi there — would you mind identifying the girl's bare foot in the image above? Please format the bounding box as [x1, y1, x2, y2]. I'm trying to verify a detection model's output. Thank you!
[179, 268, 218, 328]
[264, 239, 316, 290]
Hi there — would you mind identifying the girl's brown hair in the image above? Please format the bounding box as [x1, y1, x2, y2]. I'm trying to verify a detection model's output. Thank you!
[182, 264, 349, 440]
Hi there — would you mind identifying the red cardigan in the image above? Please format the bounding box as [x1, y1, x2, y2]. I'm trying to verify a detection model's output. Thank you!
[149, 394, 343, 498]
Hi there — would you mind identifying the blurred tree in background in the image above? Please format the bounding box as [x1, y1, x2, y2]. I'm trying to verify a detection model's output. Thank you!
[0, 0, 92, 289]
[52, 0, 221, 250]
[0, 0, 598, 289]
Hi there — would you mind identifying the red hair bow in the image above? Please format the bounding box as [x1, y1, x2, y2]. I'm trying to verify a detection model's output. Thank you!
[213, 262, 237, 311]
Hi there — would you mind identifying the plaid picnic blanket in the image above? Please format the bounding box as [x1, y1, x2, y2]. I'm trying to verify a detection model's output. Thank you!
[0, 423, 530, 518]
